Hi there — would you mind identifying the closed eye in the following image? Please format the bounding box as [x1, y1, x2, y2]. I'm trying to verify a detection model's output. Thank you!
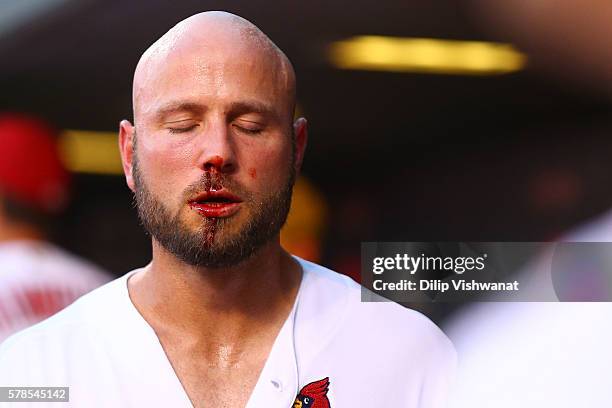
[233, 124, 263, 135]
[167, 125, 198, 134]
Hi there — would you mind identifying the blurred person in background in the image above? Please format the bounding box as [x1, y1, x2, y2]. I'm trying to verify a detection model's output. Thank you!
[0, 12, 454, 407]
[446, 232, 612, 407]
[0, 113, 110, 342]
[446, 1, 612, 406]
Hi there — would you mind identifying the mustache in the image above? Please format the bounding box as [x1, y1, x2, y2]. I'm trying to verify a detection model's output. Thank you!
[182, 171, 252, 201]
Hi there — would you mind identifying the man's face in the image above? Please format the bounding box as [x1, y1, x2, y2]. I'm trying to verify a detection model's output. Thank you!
[127, 36, 298, 267]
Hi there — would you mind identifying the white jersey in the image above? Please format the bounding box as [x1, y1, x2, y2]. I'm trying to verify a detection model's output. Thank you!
[0, 256, 455, 408]
[0, 240, 110, 342]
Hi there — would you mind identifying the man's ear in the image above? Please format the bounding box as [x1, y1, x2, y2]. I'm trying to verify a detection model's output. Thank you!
[293, 117, 308, 174]
[118, 120, 136, 192]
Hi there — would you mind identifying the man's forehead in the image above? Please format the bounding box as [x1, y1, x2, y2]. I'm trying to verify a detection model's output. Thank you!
[132, 12, 295, 121]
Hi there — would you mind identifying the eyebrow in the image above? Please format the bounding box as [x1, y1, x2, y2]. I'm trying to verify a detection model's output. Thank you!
[226, 100, 278, 122]
[153, 100, 280, 123]
[154, 102, 204, 121]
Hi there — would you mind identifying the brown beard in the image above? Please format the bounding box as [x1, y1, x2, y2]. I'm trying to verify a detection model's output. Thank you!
[132, 150, 296, 268]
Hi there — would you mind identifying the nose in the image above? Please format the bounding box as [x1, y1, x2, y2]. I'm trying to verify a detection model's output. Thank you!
[197, 119, 236, 174]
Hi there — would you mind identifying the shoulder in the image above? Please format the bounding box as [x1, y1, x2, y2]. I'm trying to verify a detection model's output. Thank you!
[0, 241, 110, 287]
[296, 257, 455, 359]
[37, 243, 111, 285]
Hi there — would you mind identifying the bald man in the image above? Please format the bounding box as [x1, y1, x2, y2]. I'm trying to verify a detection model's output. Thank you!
[0, 12, 454, 408]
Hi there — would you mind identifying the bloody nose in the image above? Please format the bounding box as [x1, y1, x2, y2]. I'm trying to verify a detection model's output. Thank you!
[204, 155, 224, 171]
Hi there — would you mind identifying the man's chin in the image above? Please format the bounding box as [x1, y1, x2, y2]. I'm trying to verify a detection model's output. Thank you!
[170, 235, 263, 269]
[180, 219, 246, 244]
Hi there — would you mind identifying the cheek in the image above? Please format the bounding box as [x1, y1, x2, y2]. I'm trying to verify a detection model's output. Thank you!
[240, 141, 292, 187]
[137, 136, 195, 197]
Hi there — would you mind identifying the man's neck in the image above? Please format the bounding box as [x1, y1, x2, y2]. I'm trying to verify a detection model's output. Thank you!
[127, 237, 302, 342]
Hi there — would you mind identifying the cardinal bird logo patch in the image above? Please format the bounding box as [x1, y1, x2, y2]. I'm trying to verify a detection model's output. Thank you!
[292, 377, 331, 408]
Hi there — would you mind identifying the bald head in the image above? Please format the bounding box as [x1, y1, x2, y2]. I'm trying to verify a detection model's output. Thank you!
[132, 11, 296, 127]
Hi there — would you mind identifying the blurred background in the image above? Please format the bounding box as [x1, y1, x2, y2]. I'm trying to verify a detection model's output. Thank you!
[2, 0, 612, 324]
